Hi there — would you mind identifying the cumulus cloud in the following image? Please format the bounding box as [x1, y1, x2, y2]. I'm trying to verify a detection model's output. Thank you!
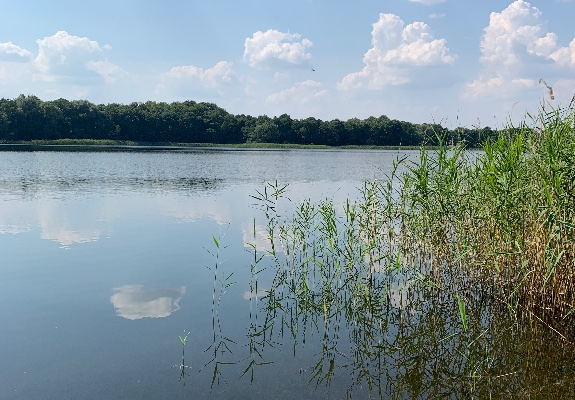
[243, 29, 313, 69]
[267, 80, 328, 105]
[548, 39, 575, 67]
[260, 80, 332, 119]
[465, 76, 538, 101]
[338, 14, 455, 90]
[0, 44, 34, 88]
[33, 31, 122, 82]
[85, 60, 127, 83]
[157, 61, 238, 100]
[161, 61, 236, 87]
[463, 0, 575, 100]
[0, 42, 32, 62]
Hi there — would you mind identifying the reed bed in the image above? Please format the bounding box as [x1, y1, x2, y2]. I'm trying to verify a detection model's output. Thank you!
[404, 103, 575, 339]
[239, 102, 575, 396]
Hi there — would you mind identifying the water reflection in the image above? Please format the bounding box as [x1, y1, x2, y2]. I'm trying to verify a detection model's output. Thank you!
[242, 288, 269, 301]
[195, 182, 575, 399]
[42, 228, 103, 248]
[242, 222, 275, 254]
[0, 149, 423, 399]
[0, 183, 237, 247]
[206, 258, 575, 398]
[0, 176, 224, 197]
[111, 285, 186, 320]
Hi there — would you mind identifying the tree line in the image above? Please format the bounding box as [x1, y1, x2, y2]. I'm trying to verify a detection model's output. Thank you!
[0, 95, 497, 147]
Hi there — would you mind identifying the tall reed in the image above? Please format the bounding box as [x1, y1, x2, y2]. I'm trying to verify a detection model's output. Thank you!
[242, 101, 575, 396]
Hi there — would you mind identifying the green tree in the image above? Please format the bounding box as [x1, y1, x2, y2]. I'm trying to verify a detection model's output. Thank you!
[249, 117, 279, 143]
[344, 118, 368, 145]
[273, 114, 294, 143]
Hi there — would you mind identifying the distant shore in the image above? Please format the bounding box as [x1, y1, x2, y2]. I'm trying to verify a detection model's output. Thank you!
[0, 139, 430, 151]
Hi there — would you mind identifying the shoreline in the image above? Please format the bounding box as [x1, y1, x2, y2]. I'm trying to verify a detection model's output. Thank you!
[0, 139, 456, 151]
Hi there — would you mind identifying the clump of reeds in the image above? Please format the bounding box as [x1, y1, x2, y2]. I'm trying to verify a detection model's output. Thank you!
[399, 99, 575, 339]
[242, 100, 575, 396]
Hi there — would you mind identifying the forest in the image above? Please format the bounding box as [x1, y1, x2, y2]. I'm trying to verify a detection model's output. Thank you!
[0, 94, 497, 147]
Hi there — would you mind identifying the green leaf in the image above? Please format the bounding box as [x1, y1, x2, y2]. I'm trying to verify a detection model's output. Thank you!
[456, 293, 468, 332]
[240, 360, 255, 379]
[558, 220, 575, 230]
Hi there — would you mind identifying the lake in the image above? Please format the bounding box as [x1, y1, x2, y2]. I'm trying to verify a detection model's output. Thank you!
[0, 147, 403, 399]
[1, 146, 574, 399]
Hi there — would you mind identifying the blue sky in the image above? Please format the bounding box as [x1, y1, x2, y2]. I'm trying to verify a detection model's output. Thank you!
[1, 0, 574, 127]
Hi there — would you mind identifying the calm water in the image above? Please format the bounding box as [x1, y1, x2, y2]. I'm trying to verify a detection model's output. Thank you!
[0, 147, 409, 400]
[2, 147, 575, 400]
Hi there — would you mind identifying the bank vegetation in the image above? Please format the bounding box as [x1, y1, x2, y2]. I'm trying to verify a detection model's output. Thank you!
[0, 94, 496, 147]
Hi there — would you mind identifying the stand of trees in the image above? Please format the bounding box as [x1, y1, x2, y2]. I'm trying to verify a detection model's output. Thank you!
[0, 95, 496, 147]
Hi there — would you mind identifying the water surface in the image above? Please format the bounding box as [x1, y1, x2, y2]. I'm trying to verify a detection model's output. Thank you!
[0, 147, 405, 399]
[1, 147, 573, 399]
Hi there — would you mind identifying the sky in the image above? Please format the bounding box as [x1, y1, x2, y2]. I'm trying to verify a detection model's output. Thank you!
[1, 0, 574, 128]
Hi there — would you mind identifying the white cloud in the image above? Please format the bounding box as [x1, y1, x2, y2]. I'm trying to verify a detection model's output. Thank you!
[548, 39, 575, 67]
[273, 71, 291, 81]
[338, 13, 455, 90]
[33, 31, 121, 82]
[264, 80, 330, 117]
[479, 1, 549, 66]
[36, 198, 111, 248]
[551, 78, 575, 103]
[463, 0, 575, 100]
[243, 29, 313, 69]
[41, 227, 102, 247]
[267, 80, 328, 105]
[0, 61, 33, 89]
[0, 42, 32, 62]
[157, 61, 238, 100]
[35, 31, 103, 73]
[465, 76, 538, 100]
[161, 61, 236, 87]
[85, 60, 127, 83]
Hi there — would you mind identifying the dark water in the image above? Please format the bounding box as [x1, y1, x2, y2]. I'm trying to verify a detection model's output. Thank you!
[0, 147, 573, 399]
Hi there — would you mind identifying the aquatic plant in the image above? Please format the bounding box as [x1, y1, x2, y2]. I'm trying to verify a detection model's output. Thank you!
[172, 330, 192, 384]
[241, 101, 575, 397]
[182, 101, 575, 397]
[202, 232, 237, 387]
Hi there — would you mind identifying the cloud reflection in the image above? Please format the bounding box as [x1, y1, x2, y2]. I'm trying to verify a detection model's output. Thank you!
[242, 288, 269, 300]
[41, 228, 103, 248]
[110, 285, 186, 320]
[242, 221, 277, 254]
